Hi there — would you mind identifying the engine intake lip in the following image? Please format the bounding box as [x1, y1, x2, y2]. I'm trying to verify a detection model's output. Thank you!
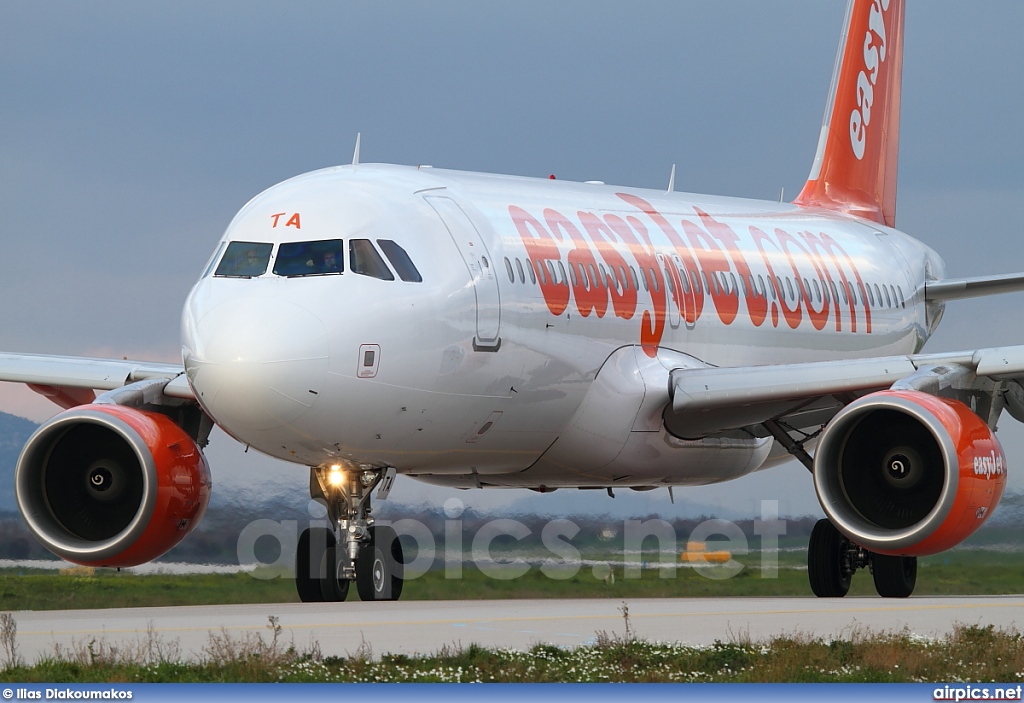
[813, 393, 959, 553]
[15, 408, 158, 563]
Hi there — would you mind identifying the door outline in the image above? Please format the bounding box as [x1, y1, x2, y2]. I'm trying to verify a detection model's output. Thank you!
[425, 196, 501, 350]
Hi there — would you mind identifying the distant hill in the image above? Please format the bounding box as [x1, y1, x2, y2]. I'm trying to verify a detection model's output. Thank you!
[0, 411, 37, 511]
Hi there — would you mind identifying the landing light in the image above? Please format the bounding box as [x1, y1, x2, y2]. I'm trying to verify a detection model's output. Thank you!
[328, 465, 345, 486]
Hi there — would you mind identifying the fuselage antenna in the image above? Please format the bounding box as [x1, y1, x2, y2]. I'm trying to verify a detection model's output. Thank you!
[666, 164, 676, 194]
[778, 187, 785, 203]
[352, 133, 361, 166]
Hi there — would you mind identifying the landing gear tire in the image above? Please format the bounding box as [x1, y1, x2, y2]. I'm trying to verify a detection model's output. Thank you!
[295, 527, 336, 602]
[872, 554, 917, 598]
[319, 545, 352, 602]
[808, 519, 852, 598]
[356, 525, 404, 601]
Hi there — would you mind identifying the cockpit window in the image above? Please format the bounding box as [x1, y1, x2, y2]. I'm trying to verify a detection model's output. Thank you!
[377, 239, 422, 282]
[214, 241, 273, 277]
[273, 239, 344, 276]
[350, 239, 395, 281]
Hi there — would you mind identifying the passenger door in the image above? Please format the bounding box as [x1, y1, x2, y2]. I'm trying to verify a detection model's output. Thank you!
[425, 196, 501, 350]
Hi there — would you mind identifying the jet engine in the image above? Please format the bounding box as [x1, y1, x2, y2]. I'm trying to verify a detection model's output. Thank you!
[813, 390, 1005, 556]
[15, 404, 211, 567]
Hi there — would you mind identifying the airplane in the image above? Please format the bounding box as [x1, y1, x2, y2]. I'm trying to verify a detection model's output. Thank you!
[3, 0, 1024, 602]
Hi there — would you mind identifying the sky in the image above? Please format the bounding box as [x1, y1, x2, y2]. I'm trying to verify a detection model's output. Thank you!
[0, 1, 1022, 519]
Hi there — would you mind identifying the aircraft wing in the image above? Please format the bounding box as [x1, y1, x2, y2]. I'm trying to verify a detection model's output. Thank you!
[666, 345, 1024, 439]
[0, 352, 193, 404]
[925, 272, 1024, 302]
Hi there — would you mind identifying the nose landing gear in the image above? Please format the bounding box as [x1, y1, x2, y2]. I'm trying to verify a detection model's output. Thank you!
[295, 464, 403, 602]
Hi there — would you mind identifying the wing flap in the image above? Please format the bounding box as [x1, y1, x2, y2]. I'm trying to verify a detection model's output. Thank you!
[973, 346, 1024, 378]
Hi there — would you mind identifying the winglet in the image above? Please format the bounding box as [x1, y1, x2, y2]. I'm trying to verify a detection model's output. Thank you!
[793, 0, 906, 228]
[352, 132, 361, 166]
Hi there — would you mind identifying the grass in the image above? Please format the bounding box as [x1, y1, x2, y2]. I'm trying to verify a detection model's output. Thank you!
[2, 611, 1024, 683]
[2, 547, 1024, 611]
[0, 570, 295, 611]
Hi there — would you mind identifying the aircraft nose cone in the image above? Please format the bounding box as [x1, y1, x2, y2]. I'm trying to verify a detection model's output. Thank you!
[187, 298, 329, 432]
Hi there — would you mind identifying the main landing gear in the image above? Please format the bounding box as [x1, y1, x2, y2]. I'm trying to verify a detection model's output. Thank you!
[294, 464, 404, 602]
[807, 518, 916, 598]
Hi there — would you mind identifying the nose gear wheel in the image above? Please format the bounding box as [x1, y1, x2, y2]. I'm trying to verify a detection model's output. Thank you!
[356, 525, 403, 601]
[295, 526, 336, 602]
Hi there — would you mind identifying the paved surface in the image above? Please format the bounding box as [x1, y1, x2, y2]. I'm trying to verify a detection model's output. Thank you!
[10, 596, 1024, 661]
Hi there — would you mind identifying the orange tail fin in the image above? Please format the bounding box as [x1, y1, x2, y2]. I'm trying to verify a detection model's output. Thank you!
[793, 0, 906, 227]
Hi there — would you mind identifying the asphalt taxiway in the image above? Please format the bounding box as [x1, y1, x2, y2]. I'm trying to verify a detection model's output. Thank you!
[10, 596, 1024, 661]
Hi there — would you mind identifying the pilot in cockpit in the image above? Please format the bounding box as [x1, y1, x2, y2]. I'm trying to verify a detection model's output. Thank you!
[321, 250, 340, 273]
[235, 248, 267, 276]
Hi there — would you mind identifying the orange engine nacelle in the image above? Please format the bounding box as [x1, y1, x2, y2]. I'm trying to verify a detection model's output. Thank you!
[15, 404, 211, 567]
[814, 390, 1005, 556]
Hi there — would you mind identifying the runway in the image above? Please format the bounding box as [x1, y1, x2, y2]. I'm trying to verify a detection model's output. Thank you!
[10, 596, 1024, 661]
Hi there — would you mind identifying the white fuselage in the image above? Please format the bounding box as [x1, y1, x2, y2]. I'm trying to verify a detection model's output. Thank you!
[180, 164, 944, 488]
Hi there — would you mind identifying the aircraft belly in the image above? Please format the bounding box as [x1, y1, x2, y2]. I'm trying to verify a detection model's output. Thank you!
[484, 345, 774, 487]
[412, 433, 772, 489]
